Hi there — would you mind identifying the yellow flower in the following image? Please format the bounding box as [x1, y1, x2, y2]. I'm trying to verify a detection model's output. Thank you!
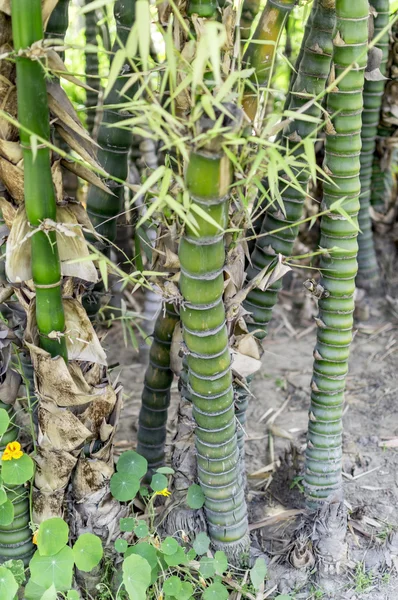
[154, 488, 171, 497]
[32, 530, 38, 545]
[2, 441, 23, 461]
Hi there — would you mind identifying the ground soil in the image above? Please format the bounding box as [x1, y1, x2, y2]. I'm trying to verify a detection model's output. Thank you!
[105, 276, 398, 599]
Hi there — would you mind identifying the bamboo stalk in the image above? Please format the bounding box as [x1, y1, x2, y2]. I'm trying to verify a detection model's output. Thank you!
[137, 304, 179, 472]
[356, 0, 390, 289]
[45, 0, 69, 61]
[84, 0, 100, 135]
[304, 0, 368, 506]
[244, 0, 336, 340]
[243, 0, 296, 121]
[12, 0, 67, 361]
[179, 110, 249, 558]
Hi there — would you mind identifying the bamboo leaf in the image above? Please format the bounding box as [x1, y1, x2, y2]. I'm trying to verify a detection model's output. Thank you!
[104, 49, 126, 99]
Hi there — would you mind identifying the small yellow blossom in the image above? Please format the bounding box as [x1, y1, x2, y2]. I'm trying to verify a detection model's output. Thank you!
[2, 441, 23, 461]
[153, 536, 161, 549]
[32, 530, 38, 545]
[158, 594, 163, 600]
[154, 488, 171, 497]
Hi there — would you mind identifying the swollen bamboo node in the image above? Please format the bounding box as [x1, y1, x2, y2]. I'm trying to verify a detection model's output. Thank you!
[356, 0, 390, 289]
[137, 304, 179, 472]
[304, 0, 368, 507]
[179, 108, 249, 556]
[244, 0, 336, 340]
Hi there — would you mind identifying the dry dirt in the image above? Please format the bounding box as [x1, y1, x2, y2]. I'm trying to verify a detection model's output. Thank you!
[105, 285, 398, 600]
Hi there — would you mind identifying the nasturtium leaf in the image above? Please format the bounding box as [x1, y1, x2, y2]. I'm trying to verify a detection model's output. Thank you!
[120, 517, 135, 532]
[0, 408, 10, 436]
[0, 487, 7, 505]
[37, 518, 69, 557]
[110, 472, 140, 502]
[134, 521, 149, 538]
[150, 472, 168, 492]
[40, 584, 57, 600]
[186, 484, 205, 509]
[117, 450, 147, 478]
[2, 559, 25, 585]
[180, 580, 194, 600]
[122, 554, 151, 600]
[193, 532, 210, 556]
[275, 596, 292, 600]
[250, 557, 267, 590]
[24, 579, 47, 600]
[124, 541, 159, 584]
[29, 546, 74, 591]
[163, 575, 182, 596]
[73, 533, 103, 572]
[115, 538, 128, 553]
[199, 556, 215, 579]
[186, 547, 196, 561]
[156, 466, 174, 475]
[0, 499, 14, 526]
[67, 591, 80, 600]
[139, 485, 149, 497]
[203, 582, 229, 600]
[214, 551, 228, 575]
[163, 545, 188, 567]
[2, 453, 34, 485]
[160, 536, 179, 556]
[0, 565, 18, 600]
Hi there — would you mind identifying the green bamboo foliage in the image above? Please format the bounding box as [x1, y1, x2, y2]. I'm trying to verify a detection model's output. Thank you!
[244, 0, 336, 340]
[86, 0, 136, 246]
[304, 0, 368, 506]
[85, 1, 100, 135]
[243, 0, 296, 121]
[12, 0, 67, 361]
[179, 112, 249, 557]
[356, 0, 390, 288]
[137, 304, 179, 472]
[0, 402, 33, 564]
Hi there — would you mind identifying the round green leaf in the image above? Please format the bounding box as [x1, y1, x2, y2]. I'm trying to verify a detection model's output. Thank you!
[115, 538, 128, 553]
[24, 579, 47, 600]
[30, 546, 74, 591]
[180, 581, 194, 600]
[0, 409, 10, 437]
[2, 453, 34, 485]
[134, 521, 149, 539]
[120, 517, 135, 532]
[139, 485, 149, 497]
[40, 584, 57, 600]
[150, 472, 168, 492]
[0, 565, 18, 600]
[250, 557, 267, 590]
[0, 499, 14, 526]
[73, 533, 103, 572]
[214, 551, 228, 575]
[163, 545, 188, 567]
[0, 487, 7, 506]
[160, 537, 179, 556]
[156, 466, 174, 475]
[67, 592, 80, 600]
[186, 484, 205, 509]
[199, 556, 215, 579]
[163, 575, 182, 596]
[275, 596, 292, 600]
[110, 472, 140, 502]
[203, 582, 228, 600]
[125, 542, 158, 570]
[117, 451, 147, 478]
[193, 532, 210, 556]
[37, 518, 69, 557]
[122, 554, 151, 600]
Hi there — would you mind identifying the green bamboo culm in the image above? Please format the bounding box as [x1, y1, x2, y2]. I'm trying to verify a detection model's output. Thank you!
[12, 0, 67, 361]
[244, 0, 336, 340]
[179, 111, 249, 559]
[304, 0, 368, 507]
[85, 0, 136, 246]
[356, 0, 390, 289]
[187, 0, 216, 18]
[45, 0, 69, 61]
[84, 1, 100, 135]
[243, 0, 296, 121]
[137, 304, 179, 473]
[0, 402, 33, 564]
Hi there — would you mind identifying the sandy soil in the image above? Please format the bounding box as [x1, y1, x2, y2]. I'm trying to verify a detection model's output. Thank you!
[105, 285, 398, 599]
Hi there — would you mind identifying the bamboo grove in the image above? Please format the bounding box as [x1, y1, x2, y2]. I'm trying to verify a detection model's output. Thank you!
[0, 0, 396, 597]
